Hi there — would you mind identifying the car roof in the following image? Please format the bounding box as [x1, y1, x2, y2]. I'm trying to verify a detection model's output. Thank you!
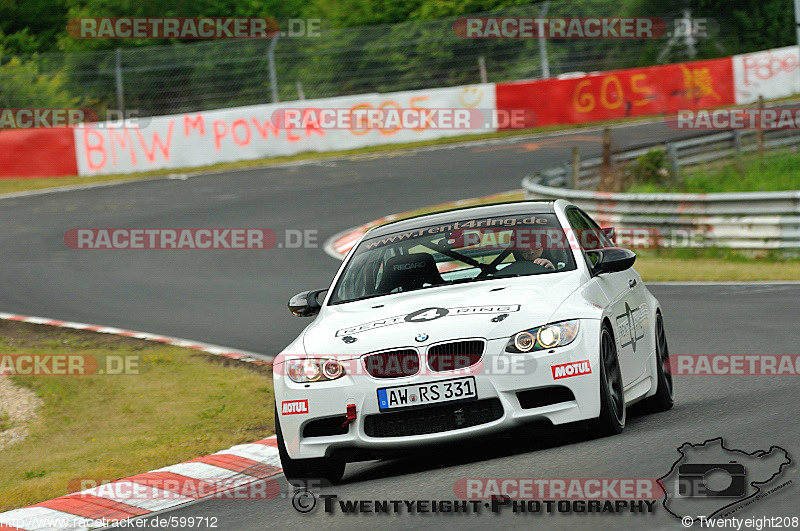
[365, 200, 557, 239]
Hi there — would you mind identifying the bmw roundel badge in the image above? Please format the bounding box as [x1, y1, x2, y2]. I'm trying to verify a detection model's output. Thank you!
[415, 333, 429, 342]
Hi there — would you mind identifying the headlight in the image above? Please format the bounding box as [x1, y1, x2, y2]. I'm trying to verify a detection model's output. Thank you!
[505, 320, 580, 353]
[514, 331, 536, 352]
[286, 358, 346, 383]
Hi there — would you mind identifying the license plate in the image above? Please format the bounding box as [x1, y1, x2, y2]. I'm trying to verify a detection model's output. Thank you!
[377, 376, 477, 411]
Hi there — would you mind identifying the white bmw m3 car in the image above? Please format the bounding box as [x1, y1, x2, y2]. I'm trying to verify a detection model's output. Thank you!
[273, 200, 673, 482]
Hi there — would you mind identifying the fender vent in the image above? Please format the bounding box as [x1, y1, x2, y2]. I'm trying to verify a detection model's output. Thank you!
[516, 386, 575, 409]
[302, 416, 349, 438]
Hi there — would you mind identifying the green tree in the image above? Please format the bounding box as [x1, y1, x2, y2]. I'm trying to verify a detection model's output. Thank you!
[0, 52, 78, 108]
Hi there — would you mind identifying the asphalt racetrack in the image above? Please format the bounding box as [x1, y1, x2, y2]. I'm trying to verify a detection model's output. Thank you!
[0, 120, 737, 355]
[1, 120, 798, 528]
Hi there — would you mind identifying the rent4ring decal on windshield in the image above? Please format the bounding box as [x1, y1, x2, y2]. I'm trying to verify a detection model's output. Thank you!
[335, 305, 521, 337]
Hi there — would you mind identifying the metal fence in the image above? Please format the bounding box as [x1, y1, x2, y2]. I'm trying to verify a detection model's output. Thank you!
[523, 130, 800, 249]
[1, 3, 710, 118]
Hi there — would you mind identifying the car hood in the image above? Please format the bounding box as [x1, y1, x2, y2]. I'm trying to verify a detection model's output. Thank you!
[299, 272, 583, 359]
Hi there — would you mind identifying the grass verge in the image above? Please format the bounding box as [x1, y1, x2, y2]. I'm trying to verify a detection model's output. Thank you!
[628, 147, 800, 193]
[0, 320, 274, 511]
[0, 411, 11, 431]
[631, 255, 800, 281]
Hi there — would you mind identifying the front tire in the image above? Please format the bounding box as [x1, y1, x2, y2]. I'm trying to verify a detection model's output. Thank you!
[640, 312, 674, 413]
[275, 404, 346, 484]
[589, 324, 625, 437]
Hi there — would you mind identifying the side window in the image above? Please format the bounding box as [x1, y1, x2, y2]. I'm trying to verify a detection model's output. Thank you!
[566, 208, 611, 252]
[576, 208, 613, 248]
[566, 208, 605, 269]
[566, 208, 589, 230]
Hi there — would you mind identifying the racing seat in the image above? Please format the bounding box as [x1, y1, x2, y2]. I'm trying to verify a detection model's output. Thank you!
[377, 253, 444, 293]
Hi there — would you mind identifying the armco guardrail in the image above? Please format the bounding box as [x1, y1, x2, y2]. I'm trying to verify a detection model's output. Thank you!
[532, 128, 800, 191]
[523, 131, 800, 250]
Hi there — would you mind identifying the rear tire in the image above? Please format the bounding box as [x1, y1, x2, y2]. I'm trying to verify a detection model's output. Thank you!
[275, 404, 346, 484]
[589, 324, 625, 437]
[639, 312, 674, 413]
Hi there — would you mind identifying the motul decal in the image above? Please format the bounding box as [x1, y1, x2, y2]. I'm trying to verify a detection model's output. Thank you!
[551, 360, 592, 380]
[281, 399, 309, 415]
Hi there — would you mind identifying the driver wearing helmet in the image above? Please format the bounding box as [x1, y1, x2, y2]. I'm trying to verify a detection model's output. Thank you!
[518, 239, 555, 271]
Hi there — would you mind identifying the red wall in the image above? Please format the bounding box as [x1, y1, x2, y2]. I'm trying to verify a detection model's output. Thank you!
[0, 128, 78, 178]
[496, 57, 735, 128]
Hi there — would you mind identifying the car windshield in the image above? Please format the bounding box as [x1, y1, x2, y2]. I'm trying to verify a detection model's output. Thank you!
[329, 213, 577, 304]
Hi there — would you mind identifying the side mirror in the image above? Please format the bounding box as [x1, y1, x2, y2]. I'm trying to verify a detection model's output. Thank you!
[288, 289, 327, 317]
[588, 247, 636, 274]
[601, 227, 615, 244]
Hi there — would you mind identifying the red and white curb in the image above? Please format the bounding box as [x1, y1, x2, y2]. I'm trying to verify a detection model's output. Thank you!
[323, 190, 521, 260]
[0, 436, 281, 530]
[0, 312, 272, 365]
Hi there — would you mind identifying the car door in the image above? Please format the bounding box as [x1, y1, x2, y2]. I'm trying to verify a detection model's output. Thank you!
[566, 207, 646, 385]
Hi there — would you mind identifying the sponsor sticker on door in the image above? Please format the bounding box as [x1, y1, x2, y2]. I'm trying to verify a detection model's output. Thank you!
[551, 360, 592, 380]
[281, 399, 309, 415]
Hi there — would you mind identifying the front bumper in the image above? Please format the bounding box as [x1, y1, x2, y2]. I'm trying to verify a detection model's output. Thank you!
[274, 319, 602, 459]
